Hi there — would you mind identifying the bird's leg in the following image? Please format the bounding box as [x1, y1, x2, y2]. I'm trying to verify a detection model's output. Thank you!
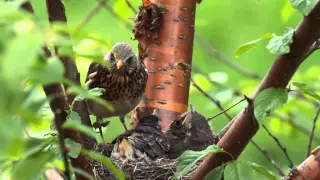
[96, 116, 105, 142]
[119, 115, 128, 131]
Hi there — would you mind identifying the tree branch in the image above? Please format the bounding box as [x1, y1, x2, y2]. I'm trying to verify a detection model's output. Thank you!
[190, 78, 233, 120]
[77, 0, 106, 29]
[191, 79, 284, 175]
[24, 0, 96, 178]
[194, 35, 262, 80]
[192, 2, 320, 179]
[283, 146, 320, 180]
[307, 104, 320, 157]
[262, 124, 294, 168]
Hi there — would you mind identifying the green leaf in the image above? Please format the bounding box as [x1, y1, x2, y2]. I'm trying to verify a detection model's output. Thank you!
[174, 145, 223, 179]
[234, 33, 275, 58]
[293, 82, 320, 101]
[72, 167, 95, 180]
[266, 28, 295, 55]
[81, 149, 126, 180]
[2, 32, 43, 85]
[30, 57, 64, 85]
[254, 88, 288, 122]
[251, 163, 278, 180]
[24, 137, 56, 158]
[204, 165, 225, 180]
[62, 111, 97, 140]
[289, 0, 318, 15]
[64, 80, 114, 112]
[75, 88, 105, 101]
[11, 151, 56, 180]
[65, 138, 82, 158]
[224, 161, 279, 180]
[224, 161, 253, 180]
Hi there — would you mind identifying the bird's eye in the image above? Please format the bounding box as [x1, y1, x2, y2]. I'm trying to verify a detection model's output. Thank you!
[126, 57, 133, 64]
[110, 53, 115, 62]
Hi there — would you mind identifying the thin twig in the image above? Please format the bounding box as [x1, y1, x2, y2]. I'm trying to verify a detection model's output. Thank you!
[262, 124, 294, 168]
[250, 140, 285, 176]
[191, 78, 284, 175]
[307, 104, 320, 157]
[77, 0, 106, 29]
[99, 0, 132, 29]
[190, 78, 233, 120]
[274, 114, 320, 143]
[207, 98, 245, 121]
[194, 35, 262, 80]
[125, 0, 138, 14]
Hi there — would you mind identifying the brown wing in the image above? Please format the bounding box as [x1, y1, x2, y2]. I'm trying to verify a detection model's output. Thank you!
[85, 61, 100, 83]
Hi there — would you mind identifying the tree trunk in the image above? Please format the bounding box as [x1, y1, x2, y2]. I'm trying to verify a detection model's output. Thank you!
[133, 0, 198, 130]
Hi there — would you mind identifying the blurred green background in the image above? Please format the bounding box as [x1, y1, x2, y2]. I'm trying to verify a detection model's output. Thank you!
[5, 0, 320, 177]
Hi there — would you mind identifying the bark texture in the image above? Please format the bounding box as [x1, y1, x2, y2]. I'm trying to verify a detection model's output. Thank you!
[192, 2, 320, 179]
[134, 0, 198, 130]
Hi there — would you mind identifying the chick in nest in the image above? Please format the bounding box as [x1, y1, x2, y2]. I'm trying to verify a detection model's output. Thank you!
[165, 104, 219, 159]
[111, 110, 170, 162]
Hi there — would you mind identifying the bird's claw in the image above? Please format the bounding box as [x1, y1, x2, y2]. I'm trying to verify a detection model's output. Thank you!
[93, 121, 110, 129]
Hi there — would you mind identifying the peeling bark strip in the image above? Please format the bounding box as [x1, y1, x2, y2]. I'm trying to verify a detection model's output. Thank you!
[283, 146, 320, 180]
[192, 2, 320, 179]
[133, 0, 198, 130]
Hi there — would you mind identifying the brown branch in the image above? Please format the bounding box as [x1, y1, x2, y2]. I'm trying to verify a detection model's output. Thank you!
[307, 104, 320, 157]
[45, 0, 95, 179]
[283, 146, 320, 180]
[274, 114, 320, 144]
[207, 98, 245, 121]
[43, 84, 71, 180]
[262, 124, 294, 168]
[125, 0, 138, 14]
[250, 140, 285, 176]
[99, 0, 132, 29]
[192, 2, 320, 179]
[77, 0, 105, 29]
[191, 79, 284, 175]
[191, 78, 233, 120]
[194, 34, 262, 80]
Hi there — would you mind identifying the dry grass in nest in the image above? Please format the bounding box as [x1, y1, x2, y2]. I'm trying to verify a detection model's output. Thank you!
[92, 143, 197, 180]
[93, 158, 198, 180]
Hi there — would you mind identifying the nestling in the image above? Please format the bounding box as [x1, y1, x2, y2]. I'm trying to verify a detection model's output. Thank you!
[85, 42, 148, 135]
[111, 110, 170, 162]
[165, 104, 219, 159]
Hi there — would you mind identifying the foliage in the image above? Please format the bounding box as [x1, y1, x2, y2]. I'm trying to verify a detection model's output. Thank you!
[288, 0, 318, 15]
[234, 33, 275, 58]
[1, 0, 320, 179]
[174, 145, 223, 179]
[224, 161, 278, 180]
[266, 28, 295, 55]
[254, 88, 289, 123]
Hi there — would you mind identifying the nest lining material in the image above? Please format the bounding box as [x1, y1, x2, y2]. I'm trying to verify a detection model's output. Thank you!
[93, 158, 197, 180]
[93, 143, 197, 180]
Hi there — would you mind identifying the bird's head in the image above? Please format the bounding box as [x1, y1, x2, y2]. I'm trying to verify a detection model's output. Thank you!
[104, 42, 140, 74]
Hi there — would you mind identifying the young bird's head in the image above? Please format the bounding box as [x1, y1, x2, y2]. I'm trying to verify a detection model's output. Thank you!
[104, 42, 140, 74]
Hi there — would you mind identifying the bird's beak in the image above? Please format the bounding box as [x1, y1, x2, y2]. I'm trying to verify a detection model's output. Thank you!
[117, 59, 125, 70]
[181, 113, 190, 127]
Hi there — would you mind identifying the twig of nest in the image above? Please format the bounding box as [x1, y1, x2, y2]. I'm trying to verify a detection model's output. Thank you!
[92, 143, 198, 180]
[93, 157, 198, 180]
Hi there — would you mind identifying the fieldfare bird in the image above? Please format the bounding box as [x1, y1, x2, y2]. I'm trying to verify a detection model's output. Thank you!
[85, 42, 148, 135]
[165, 104, 219, 159]
[111, 111, 170, 162]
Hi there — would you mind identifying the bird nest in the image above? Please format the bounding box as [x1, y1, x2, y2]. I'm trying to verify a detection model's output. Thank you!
[92, 144, 197, 180]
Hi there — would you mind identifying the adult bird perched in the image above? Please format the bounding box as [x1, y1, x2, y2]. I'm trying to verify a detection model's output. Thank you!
[111, 111, 170, 162]
[85, 42, 148, 135]
[165, 104, 219, 159]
